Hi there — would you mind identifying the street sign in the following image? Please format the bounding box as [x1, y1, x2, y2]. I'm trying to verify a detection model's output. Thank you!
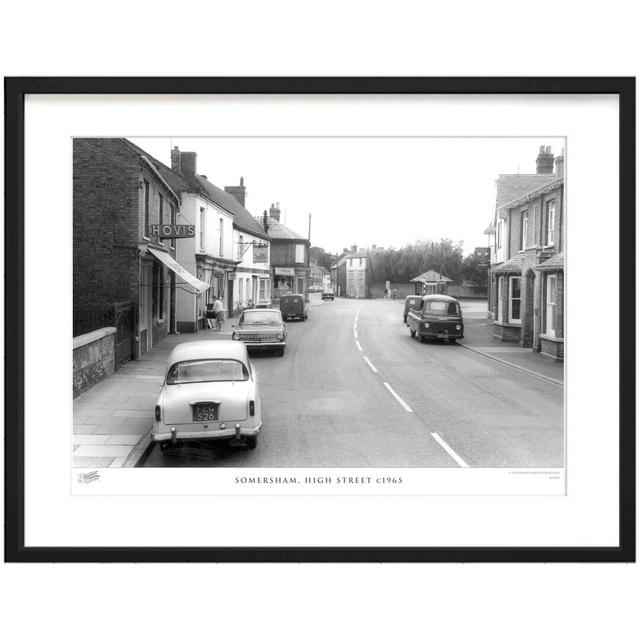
[148, 224, 195, 239]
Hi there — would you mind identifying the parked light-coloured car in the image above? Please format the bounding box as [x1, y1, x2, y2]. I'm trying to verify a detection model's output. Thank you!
[152, 341, 262, 450]
[232, 308, 287, 356]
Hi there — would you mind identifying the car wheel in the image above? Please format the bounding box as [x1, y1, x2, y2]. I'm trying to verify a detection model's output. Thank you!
[448, 338, 457, 344]
[409, 328, 416, 338]
[245, 435, 258, 450]
[419, 335, 425, 343]
[277, 347, 285, 356]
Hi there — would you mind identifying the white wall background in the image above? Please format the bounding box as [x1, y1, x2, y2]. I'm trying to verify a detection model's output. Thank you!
[2, 3, 638, 640]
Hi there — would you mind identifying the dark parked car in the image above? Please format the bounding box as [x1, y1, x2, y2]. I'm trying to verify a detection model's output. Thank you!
[232, 308, 287, 356]
[403, 295, 423, 323]
[279, 293, 308, 321]
[321, 288, 335, 300]
[406, 294, 464, 343]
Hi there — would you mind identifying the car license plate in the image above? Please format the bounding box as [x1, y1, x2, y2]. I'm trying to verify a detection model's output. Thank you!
[192, 403, 218, 422]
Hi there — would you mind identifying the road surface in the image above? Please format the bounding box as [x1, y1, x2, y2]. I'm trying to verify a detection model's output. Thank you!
[141, 295, 564, 468]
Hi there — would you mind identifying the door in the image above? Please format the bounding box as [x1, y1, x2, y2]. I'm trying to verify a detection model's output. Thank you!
[114, 301, 135, 366]
[140, 263, 153, 354]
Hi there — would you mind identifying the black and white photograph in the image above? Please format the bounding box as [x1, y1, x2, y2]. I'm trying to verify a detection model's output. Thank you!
[72, 136, 565, 473]
[7, 78, 632, 562]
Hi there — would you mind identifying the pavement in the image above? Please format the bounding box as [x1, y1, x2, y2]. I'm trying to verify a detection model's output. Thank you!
[73, 317, 237, 468]
[457, 299, 564, 385]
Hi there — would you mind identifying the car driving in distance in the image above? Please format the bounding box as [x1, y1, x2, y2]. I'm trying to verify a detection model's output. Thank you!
[406, 294, 464, 343]
[151, 340, 262, 450]
[232, 308, 287, 356]
[321, 288, 335, 300]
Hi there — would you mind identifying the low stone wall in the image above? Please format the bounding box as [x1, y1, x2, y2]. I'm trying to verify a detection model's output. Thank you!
[493, 322, 521, 342]
[73, 327, 117, 398]
[539, 334, 564, 361]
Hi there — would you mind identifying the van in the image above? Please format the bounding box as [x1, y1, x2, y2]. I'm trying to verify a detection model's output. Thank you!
[279, 293, 308, 321]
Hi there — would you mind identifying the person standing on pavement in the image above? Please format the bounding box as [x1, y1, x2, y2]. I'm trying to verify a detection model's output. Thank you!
[212, 296, 225, 331]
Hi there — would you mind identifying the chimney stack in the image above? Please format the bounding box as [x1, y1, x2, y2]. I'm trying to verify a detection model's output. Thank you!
[224, 177, 246, 207]
[262, 210, 269, 233]
[268, 202, 281, 222]
[554, 148, 565, 177]
[179, 151, 197, 178]
[536, 145, 554, 174]
[171, 146, 181, 173]
[350, 244, 357, 254]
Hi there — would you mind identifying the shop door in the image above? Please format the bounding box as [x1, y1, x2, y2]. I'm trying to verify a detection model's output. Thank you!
[114, 301, 135, 367]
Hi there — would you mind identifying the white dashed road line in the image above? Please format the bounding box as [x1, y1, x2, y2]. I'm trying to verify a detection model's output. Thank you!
[363, 356, 378, 373]
[383, 382, 413, 412]
[353, 329, 358, 339]
[430, 432, 469, 468]
[355, 340, 363, 352]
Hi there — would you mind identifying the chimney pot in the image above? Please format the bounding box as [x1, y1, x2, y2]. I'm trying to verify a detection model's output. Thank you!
[171, 146, 181, 173]
[268, 202, 281, 222]
[536, 145, 555, 174]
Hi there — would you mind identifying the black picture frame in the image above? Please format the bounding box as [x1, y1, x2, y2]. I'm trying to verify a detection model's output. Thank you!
[4, 77, 635, 563]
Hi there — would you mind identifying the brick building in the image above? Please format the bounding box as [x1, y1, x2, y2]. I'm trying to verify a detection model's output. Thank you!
[260, 203, 310, 301]
[344, 246, 370, 298]
[330, 248, 350, 297]
[73, 138, 209, 360]
[485, 146, 565, 360]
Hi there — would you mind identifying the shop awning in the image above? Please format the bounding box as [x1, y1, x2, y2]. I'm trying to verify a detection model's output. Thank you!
[147, 246, 210, 294]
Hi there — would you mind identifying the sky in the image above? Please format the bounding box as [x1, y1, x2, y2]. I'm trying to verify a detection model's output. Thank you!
[129, 136, 564, 256]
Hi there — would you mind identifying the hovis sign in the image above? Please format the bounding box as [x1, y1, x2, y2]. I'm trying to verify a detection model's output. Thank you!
[148, 224, 195, 239]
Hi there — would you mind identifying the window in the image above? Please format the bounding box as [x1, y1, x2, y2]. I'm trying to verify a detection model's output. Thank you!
[167, 359, 249, 385]
[200, 207, 206, 252]
[423, 300, 460, 315]
[259, 278, 268, 300]
[143, 179, 150, 238]
[295, 243, 305, 263]
[532, 204, 538, 247]
[497, 220, 503, 249]
[520, 210, 528, 250]
[497, 277, 504, 321]
[219, 217, 224, 256]
[546, 199, 556, 246]
[546, 273, 556, 336]
[508, 276, 522, 324]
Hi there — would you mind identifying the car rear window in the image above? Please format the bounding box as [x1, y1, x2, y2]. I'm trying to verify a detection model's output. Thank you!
[241, 311, 282, 325]
[424, 300, 460, 315]
[166, 359, 249, 384]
